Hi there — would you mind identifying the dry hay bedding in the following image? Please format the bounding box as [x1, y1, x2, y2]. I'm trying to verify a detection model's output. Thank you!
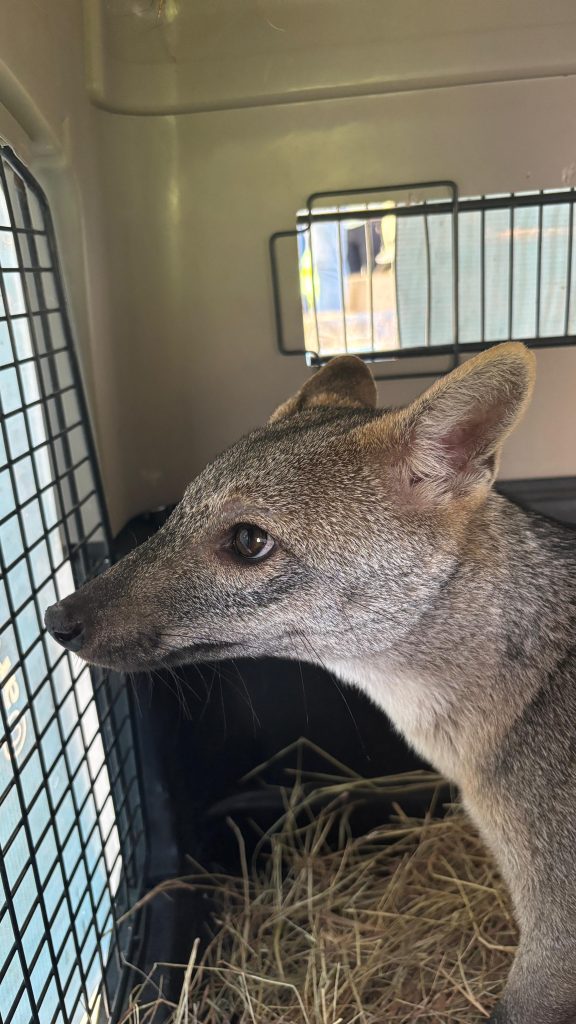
[122, 743, 517, 1024]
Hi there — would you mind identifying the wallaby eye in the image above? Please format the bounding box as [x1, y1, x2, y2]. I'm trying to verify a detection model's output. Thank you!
[232, 524, 275, 562]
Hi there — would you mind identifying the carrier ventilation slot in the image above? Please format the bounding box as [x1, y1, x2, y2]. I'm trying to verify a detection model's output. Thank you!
[270, 181, 576, 379]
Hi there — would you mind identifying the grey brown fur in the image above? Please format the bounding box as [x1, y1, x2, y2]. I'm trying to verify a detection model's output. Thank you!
[46, 344, 576, 1023]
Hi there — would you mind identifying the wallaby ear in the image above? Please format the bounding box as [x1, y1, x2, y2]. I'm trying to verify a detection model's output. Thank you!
[392, 343, 536, 501]
[269, 355, 377, 423]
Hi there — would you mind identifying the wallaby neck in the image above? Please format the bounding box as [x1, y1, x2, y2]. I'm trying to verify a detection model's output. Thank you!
[327, 494, 576, 782]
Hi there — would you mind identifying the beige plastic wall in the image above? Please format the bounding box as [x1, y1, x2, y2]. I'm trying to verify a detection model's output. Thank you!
[2, 1, 576, 532]
[0, 1, 123, 525]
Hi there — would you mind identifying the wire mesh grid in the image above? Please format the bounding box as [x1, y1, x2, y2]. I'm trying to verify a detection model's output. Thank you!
[0, 147, 146, 1024]
[270, 182, 576, 377]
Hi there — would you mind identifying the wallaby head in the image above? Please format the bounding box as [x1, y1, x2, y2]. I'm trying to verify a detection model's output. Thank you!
[44, 343, 535, 676]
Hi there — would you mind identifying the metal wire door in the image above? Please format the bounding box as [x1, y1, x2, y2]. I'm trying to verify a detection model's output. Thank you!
[0, 148, 146, 1024]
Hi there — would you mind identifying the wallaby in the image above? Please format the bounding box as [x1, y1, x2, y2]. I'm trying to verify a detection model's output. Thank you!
[46, 342, 576, 1024]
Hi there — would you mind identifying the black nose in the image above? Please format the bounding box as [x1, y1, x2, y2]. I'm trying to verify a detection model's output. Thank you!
[44, 602, 85, 652]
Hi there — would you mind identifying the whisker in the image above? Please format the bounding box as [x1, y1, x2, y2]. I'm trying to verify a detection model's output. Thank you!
[231, 658, 260, 733]
[297, 659, 310, 731]
[296, 628, 368, 760]
[128, 670, 143, 718]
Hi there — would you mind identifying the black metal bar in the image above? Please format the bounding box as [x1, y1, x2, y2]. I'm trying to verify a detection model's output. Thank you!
[480, 204, 486, 347]
[364, 221, 375, 353]
[565, 197, 575, 336]
[305, 179, 458, 213]
[307, 334, 576, 367]
[0, 307, 61, 321]
[336, 220, 349, 354]
[508, 203, 515, 340]
[1, 265, 55, 273]
[307, 224, 321, 357]
[535, 198, 544, 338]
[297, 188, 576, 225]
[451, 184, 460, 369]
[0, 224, 47, 236]
[393, 225, 403, 351]
[269, 229, 308, 357]
[299, 207, 420, 225]
[0, 345, 69, 373]
[423, 214, 431, 348]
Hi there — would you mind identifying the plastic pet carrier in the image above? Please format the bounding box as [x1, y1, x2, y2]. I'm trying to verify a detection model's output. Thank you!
[1, 149, 576, 1024]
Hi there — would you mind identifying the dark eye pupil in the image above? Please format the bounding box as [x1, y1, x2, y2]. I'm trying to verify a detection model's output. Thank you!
[234, 525, 269, 559]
